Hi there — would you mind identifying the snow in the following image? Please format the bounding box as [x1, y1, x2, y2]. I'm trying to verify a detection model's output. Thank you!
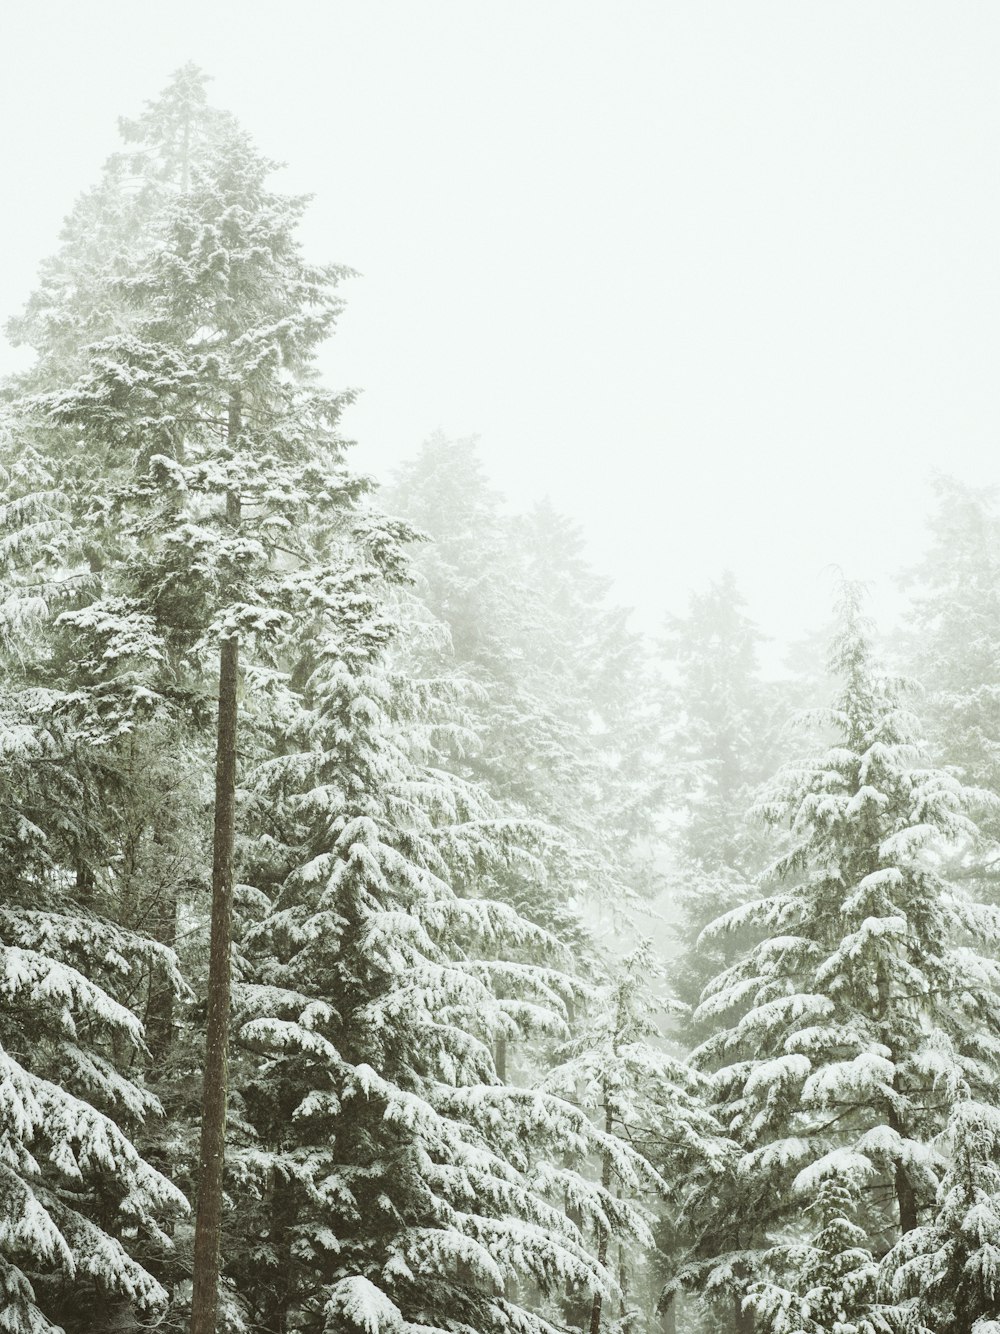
[792, 1150, 875, 1194]
[325, 1276, 406, 1334]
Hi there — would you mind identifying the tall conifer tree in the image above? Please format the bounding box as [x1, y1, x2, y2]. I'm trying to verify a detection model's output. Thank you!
[8, 66, 378, 1330]
[658, 574, 778, 1014]
[901, 476, 1000, 895]
[685, 587, 1000, 1327]
[226, 556, 665, 1334]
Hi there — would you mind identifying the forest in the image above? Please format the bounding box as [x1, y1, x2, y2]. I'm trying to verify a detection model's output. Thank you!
[3, 64, 1000, 1334]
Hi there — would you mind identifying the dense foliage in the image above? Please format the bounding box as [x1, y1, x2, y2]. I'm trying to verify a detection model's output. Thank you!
[4, 67, 1000, 1334]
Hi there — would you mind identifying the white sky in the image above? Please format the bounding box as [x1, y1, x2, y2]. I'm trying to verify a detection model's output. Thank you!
[2, 2, 999, 650]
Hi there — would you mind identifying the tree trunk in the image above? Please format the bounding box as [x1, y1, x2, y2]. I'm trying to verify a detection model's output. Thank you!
[190, 399, 242, 1334]
[887, 1098, 918, 1235]
[75, 862, 95, 905]
[588, 1236, 607, 1334]
[616, 1182, 629, 1324]
[189, 632, 238, 1334]
[894, 1158, 918, 1235]
[494, 1037, 507, 1081]
[617, 1241, 628, 1323]
[589, 1099, 614, 1334]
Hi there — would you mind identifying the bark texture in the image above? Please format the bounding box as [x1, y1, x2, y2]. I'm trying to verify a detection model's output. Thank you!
[190, 396, 242, 1334]
[189, 630, 239, 1334]
[588, 1099, 614, 1334]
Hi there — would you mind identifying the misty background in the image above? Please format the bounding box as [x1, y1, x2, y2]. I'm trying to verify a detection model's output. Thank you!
[3, 0, 998, 649]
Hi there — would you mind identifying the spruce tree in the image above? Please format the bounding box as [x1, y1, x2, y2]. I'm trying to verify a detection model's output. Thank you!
[685, 586, 1000, 1324]
[884, 1100, 1000, 1333]
[657, 573, 778, 1014]
[226, 550, 661, 1334]
[900, 476, 1000, 895]
[6, 66, 375, 1330]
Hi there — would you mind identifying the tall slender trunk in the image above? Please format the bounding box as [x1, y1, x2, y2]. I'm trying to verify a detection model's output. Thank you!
[616, 1183, 629, 1324]
[190, 396, 242, 1334]
[589, 1098, 614, 1334]
[189, 631, 238, 1334]
[494, 1037, 507, 1081]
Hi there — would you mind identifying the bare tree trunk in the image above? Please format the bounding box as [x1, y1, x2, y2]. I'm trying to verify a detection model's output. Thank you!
[589, 1099, 614, 1334]
[894, 1157, 918, 1235]
[190, 398, 242, 1334]
[189, 632, 238, 1334]
[887, 1099, 918, 1235]
[494, 1037, 507, 1081]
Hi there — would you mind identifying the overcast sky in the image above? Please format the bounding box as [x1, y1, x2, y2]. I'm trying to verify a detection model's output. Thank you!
[2, 2, 999, 650]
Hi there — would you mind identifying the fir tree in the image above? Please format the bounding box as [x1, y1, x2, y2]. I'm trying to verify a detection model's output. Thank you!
[900, 476, 1000, 894]
[686, 586, 1000, 1323]
[884, 1100, 1000, 1333]
[542, 942, 726, 1334]
[746, 1169, 902, 1334]
[657, 573, 778, 1013]
[5, 66, 377, 1330]
[6, 66, 235, 410]
[227, 554, 661, 1334]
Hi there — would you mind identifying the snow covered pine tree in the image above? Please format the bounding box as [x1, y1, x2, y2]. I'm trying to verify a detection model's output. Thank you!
[225, 520, 668, 1334]
[657, 573, 778, 1019]
[684, 585, 1000, 1330]
[0, 429, 188, 1332]
[543, 941, 727, 1334]
[902, 476, 1000, 899]
[884, 1098, 1000, 1332]
[2, 68, 684, 1334]
[8, 66, 380, 1331]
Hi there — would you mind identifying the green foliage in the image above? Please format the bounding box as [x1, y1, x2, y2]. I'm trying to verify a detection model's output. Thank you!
[884, 1100, 1000, 1333]
[747, 1170, 901, 1334]
[386, 434, 659, 920]
[685, 585, 1000, 1320]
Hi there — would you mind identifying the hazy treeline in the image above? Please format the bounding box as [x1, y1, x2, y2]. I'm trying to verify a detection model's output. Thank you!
[2, 67, 1000, 1334]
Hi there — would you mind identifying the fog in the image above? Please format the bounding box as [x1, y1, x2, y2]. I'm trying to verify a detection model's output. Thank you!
[7, 16, 1000, 1328]
[3, 1, 999, 650]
